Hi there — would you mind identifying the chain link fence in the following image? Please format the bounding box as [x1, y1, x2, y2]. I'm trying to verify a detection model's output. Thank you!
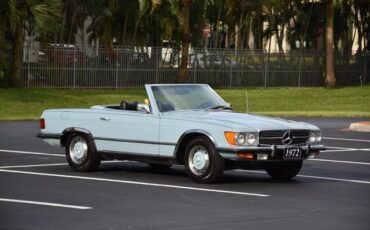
[1, 44, 368, 88]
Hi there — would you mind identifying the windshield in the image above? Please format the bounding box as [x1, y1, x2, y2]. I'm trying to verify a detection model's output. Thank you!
[151, 85, 229, 112]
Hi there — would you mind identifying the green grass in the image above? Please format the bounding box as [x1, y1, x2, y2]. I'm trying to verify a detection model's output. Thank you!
[0, 85, 369, 120]
[219, 85, 370, 117]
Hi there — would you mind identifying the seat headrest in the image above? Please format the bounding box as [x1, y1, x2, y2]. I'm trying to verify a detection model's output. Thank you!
[120, 100, 138, 111]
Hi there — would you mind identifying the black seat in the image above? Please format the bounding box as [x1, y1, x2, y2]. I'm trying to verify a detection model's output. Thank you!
[120, 100, 138, 111]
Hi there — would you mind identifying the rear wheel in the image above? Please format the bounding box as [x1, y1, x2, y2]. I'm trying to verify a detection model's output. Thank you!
[265, 161, 303, 180]
[66, 133, 101, 172]
[184, 136, 224, 183]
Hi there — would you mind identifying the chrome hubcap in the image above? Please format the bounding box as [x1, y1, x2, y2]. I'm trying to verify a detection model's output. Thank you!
[189, 146, 210, 176]
[69, 136, 88, 164]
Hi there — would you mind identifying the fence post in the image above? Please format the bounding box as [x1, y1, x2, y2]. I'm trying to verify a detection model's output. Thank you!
[115, 47, 118, 89]
[364, 53, 367, 84]
[263, 51, 268, 88]
[229, 64, 232, 88]
[27, 43, 30, 88]
[193, 65, 196, 83]
[73, 46, 76, 89]
[155, 47, 159, 84]
[298, 50, 302, 87]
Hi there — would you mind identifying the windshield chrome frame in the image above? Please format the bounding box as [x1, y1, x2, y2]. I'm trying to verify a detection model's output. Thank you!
[145, 84, 229, 114]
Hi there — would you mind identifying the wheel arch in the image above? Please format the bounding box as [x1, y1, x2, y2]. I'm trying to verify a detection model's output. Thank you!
[61, 127, 93, 147]
[174, 130, 217, 165]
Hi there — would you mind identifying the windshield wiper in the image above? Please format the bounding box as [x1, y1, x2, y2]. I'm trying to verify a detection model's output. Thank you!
[206, 105, 232, 110]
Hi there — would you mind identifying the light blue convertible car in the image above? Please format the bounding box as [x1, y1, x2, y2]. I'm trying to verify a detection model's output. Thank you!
[38, 84, 325, 183]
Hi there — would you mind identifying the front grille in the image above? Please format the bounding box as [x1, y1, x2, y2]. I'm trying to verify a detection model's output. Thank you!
[259, 130, 309, 145]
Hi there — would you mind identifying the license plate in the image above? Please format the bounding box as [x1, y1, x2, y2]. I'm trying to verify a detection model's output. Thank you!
[284, 148, 302, 159]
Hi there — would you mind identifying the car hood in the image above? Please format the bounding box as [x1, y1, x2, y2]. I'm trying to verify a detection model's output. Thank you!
[162, 110, 319, 131]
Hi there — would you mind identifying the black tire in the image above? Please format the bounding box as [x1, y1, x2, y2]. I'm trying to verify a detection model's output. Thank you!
[65, 133, 101, 172]
[148, 163, 172, 169]
[265, 160, 303, 180]
[184, 136, 224, 183]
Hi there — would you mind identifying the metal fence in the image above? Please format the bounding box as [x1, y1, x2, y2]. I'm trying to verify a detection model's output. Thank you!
[1, 44, 368, 88]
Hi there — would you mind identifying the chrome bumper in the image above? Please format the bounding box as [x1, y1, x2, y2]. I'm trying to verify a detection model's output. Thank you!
[217, 144, 326, 160]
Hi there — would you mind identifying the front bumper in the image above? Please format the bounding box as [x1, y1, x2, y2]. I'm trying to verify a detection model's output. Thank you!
[217, 144, 326, 161]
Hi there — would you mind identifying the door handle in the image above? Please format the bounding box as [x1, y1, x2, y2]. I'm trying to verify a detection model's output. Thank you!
[100, 117, 110, 121]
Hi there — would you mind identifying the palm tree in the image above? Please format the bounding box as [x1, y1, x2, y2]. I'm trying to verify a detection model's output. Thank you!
[325, 0, 336, 88]
[134, 0, 181, 46]
[177, 0, 191, 83]
[2, 0, 61, 87]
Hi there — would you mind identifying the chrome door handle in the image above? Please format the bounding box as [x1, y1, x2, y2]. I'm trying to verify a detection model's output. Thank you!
[100, 117, 110, 121]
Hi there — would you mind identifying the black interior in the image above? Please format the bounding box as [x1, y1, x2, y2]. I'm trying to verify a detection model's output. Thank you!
[120, 100, 138, 111]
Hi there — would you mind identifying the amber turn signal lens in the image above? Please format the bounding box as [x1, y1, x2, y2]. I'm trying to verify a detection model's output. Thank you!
[224, 132, 236, 145]
[40, 118, 45, 129]
[237, 153, 254, 159]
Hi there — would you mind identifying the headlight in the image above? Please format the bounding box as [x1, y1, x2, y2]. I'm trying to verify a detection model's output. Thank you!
[236, 133, 246, 145]
[246, 133, 256, 145]
[315, 131, 322, 142]
[309, 131, 322, 143]
[309, 132, 316, 143]
[224, 132, 258, 146]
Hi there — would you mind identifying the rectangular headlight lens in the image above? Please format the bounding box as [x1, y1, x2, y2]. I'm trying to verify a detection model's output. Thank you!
[309, 131, 322, 143]
[315, 132, 322, 142]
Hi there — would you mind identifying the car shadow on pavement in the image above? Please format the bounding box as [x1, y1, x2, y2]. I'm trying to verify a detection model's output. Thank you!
[95, 162, 302, 185]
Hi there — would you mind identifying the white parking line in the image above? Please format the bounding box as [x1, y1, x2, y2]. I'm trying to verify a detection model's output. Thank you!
[236, 170, 370, 185]
[325, 146, 356, 150]
[0, 163, 68, 169]
[0, 160, 126, 169]
[0, 169, 270, 197]
[321, 146, 369, 153]
[297, 175, 370, 184]
[0, 198, 92, 210]
[321, 149, 358, 153]
[0, 149, 63, 157]
[324, 137, 370, 143]
[309, 158, 370, 166]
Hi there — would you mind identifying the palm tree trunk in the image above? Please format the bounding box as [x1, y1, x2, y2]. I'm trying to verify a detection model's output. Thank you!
[325, 0, 336, 88]
[11, 21, 24, 87]
[177, 0, 191, 83]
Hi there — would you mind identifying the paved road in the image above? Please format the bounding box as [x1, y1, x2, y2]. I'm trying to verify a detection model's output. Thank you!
[0, 118, 369, 230]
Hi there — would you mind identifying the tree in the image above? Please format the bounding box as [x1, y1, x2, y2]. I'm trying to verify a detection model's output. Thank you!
[353, 0, 370, 52]
[2, 0, 61, 87]
[325, 0, 336, 88]
[133, 0, 181, 46]
[177, 0, 191, 83]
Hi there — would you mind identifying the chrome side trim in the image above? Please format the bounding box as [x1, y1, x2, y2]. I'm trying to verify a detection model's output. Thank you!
[94, 137, 176, 146]
[37, 133, 62, 140]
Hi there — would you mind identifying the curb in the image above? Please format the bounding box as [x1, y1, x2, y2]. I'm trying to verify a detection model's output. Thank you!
[349, 122, 370, 132]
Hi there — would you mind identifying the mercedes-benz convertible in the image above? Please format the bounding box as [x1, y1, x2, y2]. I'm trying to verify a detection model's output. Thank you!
[38, 84, 325, 183]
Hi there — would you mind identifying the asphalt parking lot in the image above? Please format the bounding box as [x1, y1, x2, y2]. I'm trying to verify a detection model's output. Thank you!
[0, 117, 369, 230]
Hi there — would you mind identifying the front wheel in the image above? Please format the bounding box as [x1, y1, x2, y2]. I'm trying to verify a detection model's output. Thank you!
[184, 136, 224, 183]
[66, 133, 101, 172]
[265, 161, 303, 180]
